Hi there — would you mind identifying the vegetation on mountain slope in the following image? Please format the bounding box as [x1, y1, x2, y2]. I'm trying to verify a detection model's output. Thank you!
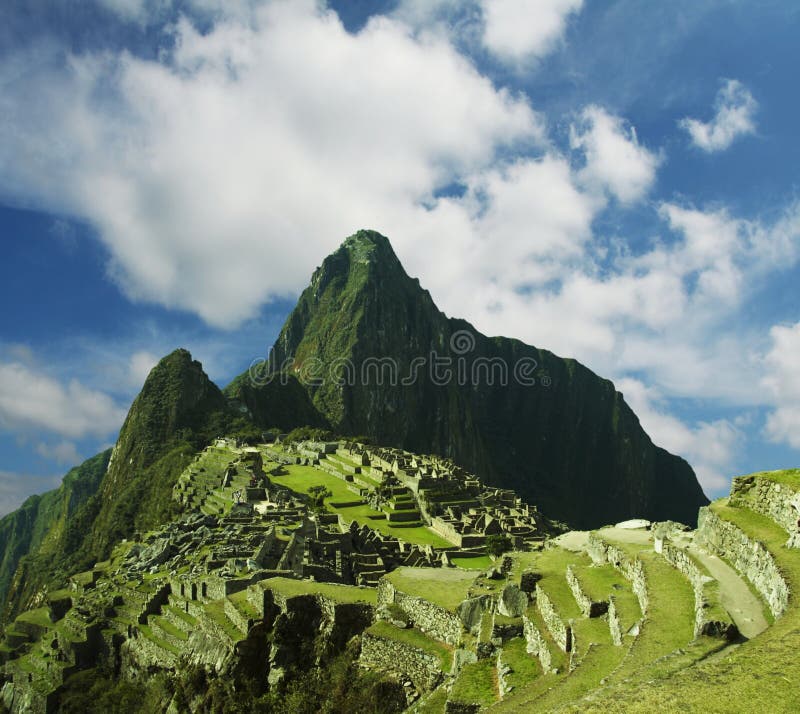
[0, 450, 111, 624]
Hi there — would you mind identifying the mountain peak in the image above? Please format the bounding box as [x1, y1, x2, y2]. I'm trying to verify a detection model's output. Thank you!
[341, 229, 395, 260]
[259, 229, 708, 528]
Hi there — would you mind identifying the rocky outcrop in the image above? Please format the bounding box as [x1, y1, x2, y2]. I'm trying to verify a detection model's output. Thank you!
[696, 507, 789, 619]
[498, 585, 528, 618]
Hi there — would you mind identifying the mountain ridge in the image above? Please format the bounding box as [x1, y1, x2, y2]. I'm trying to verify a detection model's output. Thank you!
[231, 229, 707, 528]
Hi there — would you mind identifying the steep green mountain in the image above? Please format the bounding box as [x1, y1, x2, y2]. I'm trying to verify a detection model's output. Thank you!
[0, 450, 110, 622]
[0, 349, 243, 623]
[230, 230, 707, 528]
[225, 372, 330, 432]
[85, 348, 234, 557]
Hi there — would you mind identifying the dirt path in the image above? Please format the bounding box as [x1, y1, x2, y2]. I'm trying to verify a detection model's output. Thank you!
[552, 530, 590, 552]
[683, 538, 769, 639]
[596, 526, 652, 546]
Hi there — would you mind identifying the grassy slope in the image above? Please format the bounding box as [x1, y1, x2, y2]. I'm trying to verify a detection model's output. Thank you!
[566, 499, 800, 712]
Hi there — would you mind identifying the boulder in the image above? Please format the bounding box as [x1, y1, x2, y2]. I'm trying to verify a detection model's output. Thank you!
[498, 584, 527, 618]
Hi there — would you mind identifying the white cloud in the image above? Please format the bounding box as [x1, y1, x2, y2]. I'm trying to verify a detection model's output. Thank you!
[0, 1, 541, 328]
[36, 441, 82, 466]
[0, 361, 126, 439]
[96, 0, 150, 22]
[763, 321, 800, 449]
[680, 79, 757, 153]
[0, 470, 62, 518]
[617, 378, 740, 495]
[570, 105, 660, 204]
[129, 350, 159, 388]
[481, 0, 583, 62]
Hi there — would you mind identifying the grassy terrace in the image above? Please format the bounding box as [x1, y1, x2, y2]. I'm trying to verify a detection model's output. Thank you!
[367, 621, 452, 672]
[137, 624, 181, 655]
[164, 605, 196, 628]
[571, 563, 641, 632]
[204, 600, 244, 642]
[268, 464, 454, 547]
[450, 659, 498, 708]
[384, 567, 476, 610]
[599, 541, 699, 685]
[258, 576, 378, 605]
[152, 616, 188, 641]
[16, 608, 52, 628]
[561, 501, 800, 711]
[496, 537, 708, 712]
[515, 548, 586, 621]
[500, 637, 542, 691]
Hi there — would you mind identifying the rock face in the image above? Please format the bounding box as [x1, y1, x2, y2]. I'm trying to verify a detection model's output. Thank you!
[233, 230, 708, 528]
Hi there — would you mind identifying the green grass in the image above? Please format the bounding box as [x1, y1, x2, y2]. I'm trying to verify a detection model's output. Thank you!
[571, 563, 640, 633]
[501, 637, 543, 692]
[449, 660, 498, 707]
[164, 605, 196, 628]
[367, 621, 452, 672]
[384, 567, 476, 610]
[516, 548, 586, 621]
[601, 546, 696, 685]
[737, 468, 800, 490]
[268, 463, 453, 547]
[137, 624, 181, 655]
[415, 686, 448, 714]
[451, 555, 493, 570]
[16, 607, 52, 628]
[259, 577, 378, 604]
[228, 590, 261, 619]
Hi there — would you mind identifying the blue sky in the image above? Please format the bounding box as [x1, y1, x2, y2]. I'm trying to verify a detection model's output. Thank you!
[1, 0, 799, 515]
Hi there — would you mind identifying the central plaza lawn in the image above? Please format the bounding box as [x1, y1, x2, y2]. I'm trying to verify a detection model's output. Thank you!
[268, 464, 454, 547]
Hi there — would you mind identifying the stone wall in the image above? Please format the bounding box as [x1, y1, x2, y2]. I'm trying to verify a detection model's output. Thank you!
[360, 632, 444, 690]
[659, 541, 738, 639]
[607, 595, 623, 646]
[729, 475, 800, 548]
[534, 586, 571, 653]
[587, 534, 648, 615]
[565, 565, 607, 618]
[696, 507, 790, 619]
[522, 615, 552, 672]
[378, 579, 463, 645]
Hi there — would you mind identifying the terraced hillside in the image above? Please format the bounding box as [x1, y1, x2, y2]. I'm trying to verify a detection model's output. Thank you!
[1, 455, 798, 712]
